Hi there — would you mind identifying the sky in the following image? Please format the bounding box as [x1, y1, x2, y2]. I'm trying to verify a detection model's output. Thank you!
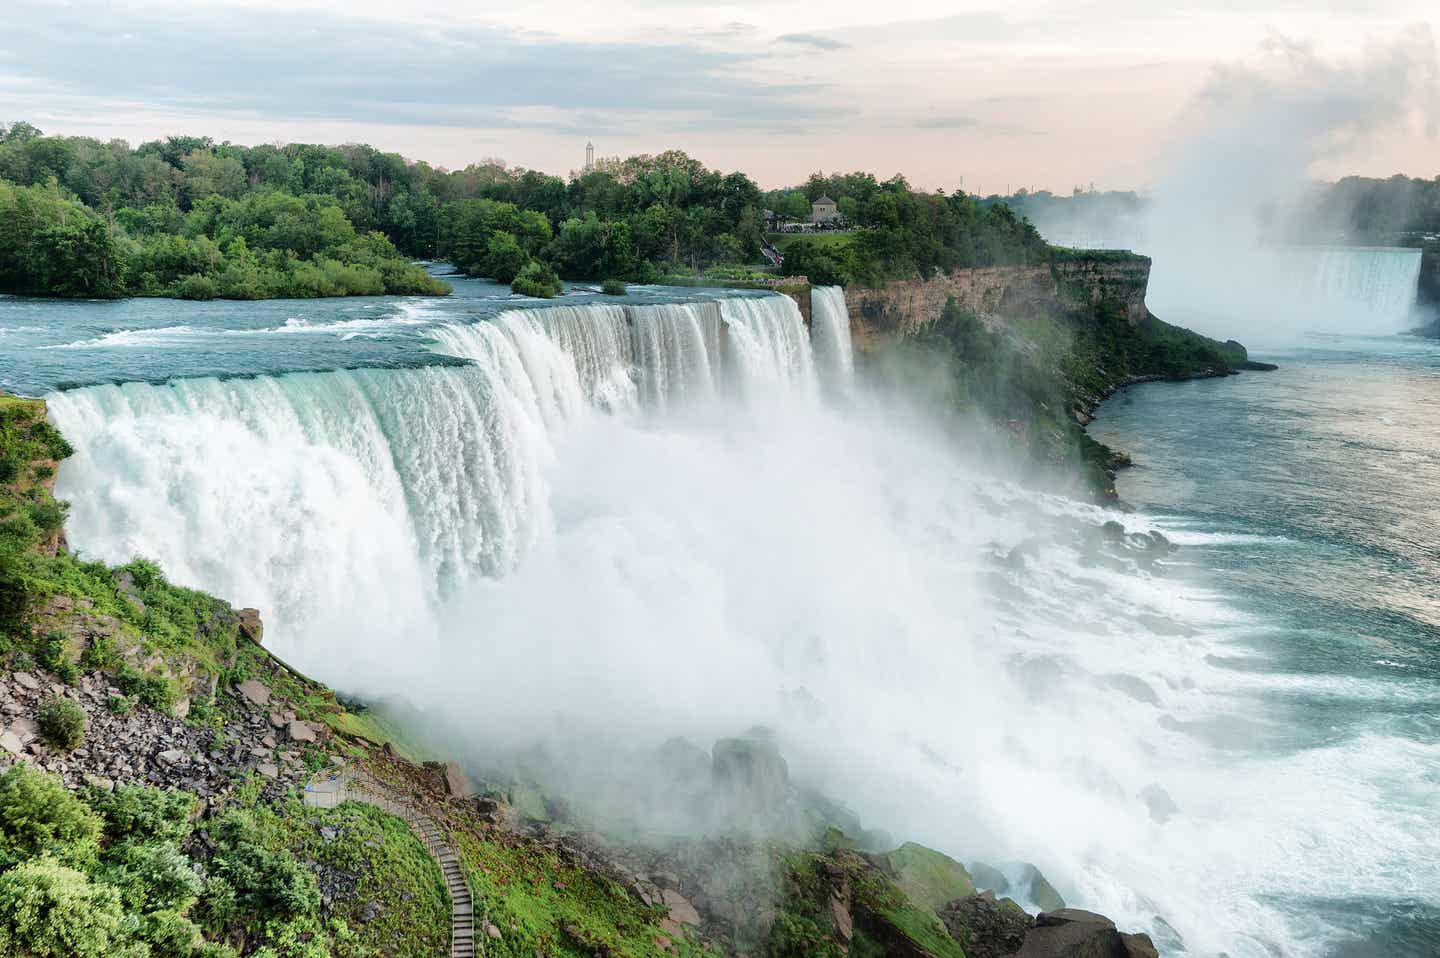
[2, 0, 1438, 191]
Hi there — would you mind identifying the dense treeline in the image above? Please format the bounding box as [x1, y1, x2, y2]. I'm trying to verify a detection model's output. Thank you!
[764, 172, 1049, 286]
[0, 123, 446, 300]
[0, 120, 1048, 299]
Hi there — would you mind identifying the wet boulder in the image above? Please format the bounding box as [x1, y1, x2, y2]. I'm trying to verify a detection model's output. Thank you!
[1020, 864, 1066, 913]
[1016, 909, 1159, 958]
[940, 891, 1033, 958]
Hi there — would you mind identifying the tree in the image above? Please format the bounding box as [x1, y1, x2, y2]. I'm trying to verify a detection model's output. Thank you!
[481, 231, 530, 283]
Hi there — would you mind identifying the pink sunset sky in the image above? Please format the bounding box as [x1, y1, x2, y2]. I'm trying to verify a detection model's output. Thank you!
[3, 0, 1437, 192]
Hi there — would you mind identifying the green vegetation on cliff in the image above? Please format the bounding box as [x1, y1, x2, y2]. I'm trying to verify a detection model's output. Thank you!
[893, 259, 1252, 497]
[0, 765, 451, 958]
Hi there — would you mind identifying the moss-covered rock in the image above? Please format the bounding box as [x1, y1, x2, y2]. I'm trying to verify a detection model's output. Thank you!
[883, 842, 976, 916]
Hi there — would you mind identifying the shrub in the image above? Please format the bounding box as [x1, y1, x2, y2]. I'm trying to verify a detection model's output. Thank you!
[37, 697, 87, 751]
[36, 631, 78, 683]
[117, 666, 177, 712]
[0, 766, 102, 868]
[0, 857, 134, 958]
[600, 278, 627, 296]
[87, 784, 195, 844]
[98, 840, 203, 912]
[174, 273, 219, 300]
[25, 499, 67, 535]
[105, 695, 132, 715]
[511, 261, 563, 298]
[81, 635, 119, 671]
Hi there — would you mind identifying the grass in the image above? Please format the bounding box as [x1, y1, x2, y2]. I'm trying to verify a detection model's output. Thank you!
[281, 799, 451, 956]
[766, 232, 858, 252]
[445, 803, 716, 958]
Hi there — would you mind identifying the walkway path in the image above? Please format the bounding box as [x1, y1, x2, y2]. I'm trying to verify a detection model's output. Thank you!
[305, 772, 476, 958]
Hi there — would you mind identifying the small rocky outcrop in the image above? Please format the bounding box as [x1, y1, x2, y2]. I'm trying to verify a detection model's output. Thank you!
[238, 607, 264, 644]
[711, 735, 790, 825]
[940, 891, 1034, 958]
[1015, 909, 1159, 958]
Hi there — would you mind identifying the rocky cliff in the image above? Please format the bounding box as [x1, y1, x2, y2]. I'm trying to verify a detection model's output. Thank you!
[812, 250, 1265, 498]
[840, 253, 1153, 344]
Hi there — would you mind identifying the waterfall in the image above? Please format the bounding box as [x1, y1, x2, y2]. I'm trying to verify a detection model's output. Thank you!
[48, 292, 820, 671]
[1148, 243, 1424, 339]
[810, 286, 855, 386]
[1283, 246, 1424, 330]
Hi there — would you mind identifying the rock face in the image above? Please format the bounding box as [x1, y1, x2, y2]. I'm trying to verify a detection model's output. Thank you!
[1015, 909, 1159, 958]
[940, 891, 1034, 958]
[237, 679, 271, 707]
[442, 760, 471, 798]
[711, 736, 789, 824]
[841, 255, 1154, 345]
[238, 608, 264, 645]
[1021, 864, 1066, 913]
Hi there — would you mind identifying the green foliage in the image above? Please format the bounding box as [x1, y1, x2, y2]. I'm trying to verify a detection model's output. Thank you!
[81, 634, 120, 671]
[600, 277, 627, 295]
[37, 696, 88, 751]
[883, 842, 975, 916]
[106, 694, 133, 715]
[35, 629, 78, 683]
[0, 857, 138, 958]
[512, 260, 563, 298]
[483, 230, 531, 283]
[117, 665, 178, 712]
[88, 784, 196, 844]
[0, 180, 126, 297]
[0, 765, 102, 869]
[99, 839, 204, 912]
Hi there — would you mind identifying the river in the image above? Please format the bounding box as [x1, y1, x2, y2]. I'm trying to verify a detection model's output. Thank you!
[1088, 335, 1440, 957]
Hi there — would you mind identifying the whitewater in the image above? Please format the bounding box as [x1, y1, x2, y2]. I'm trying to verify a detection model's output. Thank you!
[1, 274, 1431, 956]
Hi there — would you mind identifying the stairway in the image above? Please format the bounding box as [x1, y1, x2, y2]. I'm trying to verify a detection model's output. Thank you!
[307, 773, 477, 957]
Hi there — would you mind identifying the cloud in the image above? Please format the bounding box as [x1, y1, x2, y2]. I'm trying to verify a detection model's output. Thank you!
[0, 0, 850, 134]
[776, 33, 850, 51]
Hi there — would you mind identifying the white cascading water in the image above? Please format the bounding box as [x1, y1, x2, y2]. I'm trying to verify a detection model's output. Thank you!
[1283, 246, 1424, 330]
[43, 287, 1432, 957]
[49, 293, 819, 672]
[629, 302, 721, 408]
[1147, 244, 1423, 340]
[811, 285, 856, 388]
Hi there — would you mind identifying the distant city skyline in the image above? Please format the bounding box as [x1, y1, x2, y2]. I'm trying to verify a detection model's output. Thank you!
[2, 0, 1437, 192]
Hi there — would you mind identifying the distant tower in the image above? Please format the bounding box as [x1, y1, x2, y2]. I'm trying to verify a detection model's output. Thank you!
[585, 141, 595, 172]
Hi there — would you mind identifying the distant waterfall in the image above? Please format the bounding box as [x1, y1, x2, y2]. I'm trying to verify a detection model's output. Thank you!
[48, 292, 819, 670]
[1148, 244, 1424, 339]
[810, 286, 855, 386]
[1283, 246, 1423, 331]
